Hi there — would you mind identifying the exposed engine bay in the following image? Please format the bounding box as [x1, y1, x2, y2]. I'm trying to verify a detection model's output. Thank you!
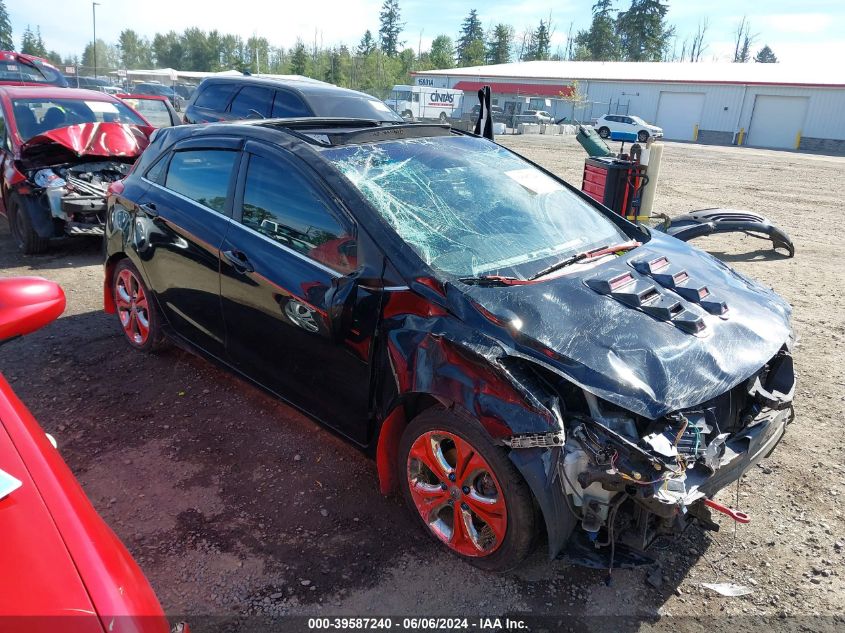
[30, 161, 131, 235]
[506, 344, 795, 563]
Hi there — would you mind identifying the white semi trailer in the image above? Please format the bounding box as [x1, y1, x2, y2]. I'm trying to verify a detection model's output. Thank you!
[387, 85, 464, 122]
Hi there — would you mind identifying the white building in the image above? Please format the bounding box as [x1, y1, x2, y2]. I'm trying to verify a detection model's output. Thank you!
[412, 61, 845, 153]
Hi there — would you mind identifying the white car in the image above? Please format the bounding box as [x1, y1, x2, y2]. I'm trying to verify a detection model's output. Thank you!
[594, 114, 663, 142]
[518, 109, 554, 124]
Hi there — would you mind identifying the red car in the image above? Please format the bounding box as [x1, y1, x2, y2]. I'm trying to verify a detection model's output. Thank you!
[0, 51, 68, 88]
[0, 277, 172, 632]
[117, 94, 182, 128]
[0, 86, 153, 254]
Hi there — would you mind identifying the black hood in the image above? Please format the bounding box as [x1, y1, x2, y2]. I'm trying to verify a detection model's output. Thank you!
[458, 232, 792, 420]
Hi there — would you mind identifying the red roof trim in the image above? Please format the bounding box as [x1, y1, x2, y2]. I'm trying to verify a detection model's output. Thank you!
[453, 80, 573, 97]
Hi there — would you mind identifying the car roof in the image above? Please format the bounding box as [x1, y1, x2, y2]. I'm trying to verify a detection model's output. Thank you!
[0, 86, 118, 100]
[199, 75, 380, 102]
[159, 118, 454, 149]
[118, 93, 168, 102]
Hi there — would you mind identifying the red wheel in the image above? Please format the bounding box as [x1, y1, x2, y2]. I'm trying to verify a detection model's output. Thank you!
[112, 259, 166, 352]
[398, 407, 537, 571]
[407, 430, 507, 557]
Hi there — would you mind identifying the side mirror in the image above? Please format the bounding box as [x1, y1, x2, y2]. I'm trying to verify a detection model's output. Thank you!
[0, 277, 66, 344]
[324, 275, 357, 342]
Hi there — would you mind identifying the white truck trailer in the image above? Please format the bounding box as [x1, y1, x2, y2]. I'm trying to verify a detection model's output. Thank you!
[387, 84, 464, 122]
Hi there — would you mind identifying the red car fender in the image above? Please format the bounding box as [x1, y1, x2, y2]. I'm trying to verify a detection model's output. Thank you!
[0, 375, 168, 632]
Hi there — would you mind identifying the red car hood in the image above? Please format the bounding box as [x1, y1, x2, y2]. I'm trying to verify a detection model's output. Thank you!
[19, 122, 153, 168]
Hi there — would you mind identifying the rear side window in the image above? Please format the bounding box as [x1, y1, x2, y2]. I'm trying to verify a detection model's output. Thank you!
[271, 90, 310, 118]
[164, 150, 237, 213]
[240, 154, 356, 273]
[195, 83, 238, 110]
[229, 86, 273, 118]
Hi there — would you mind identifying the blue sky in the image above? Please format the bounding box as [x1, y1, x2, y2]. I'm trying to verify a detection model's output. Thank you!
[7, 0, 844, 65]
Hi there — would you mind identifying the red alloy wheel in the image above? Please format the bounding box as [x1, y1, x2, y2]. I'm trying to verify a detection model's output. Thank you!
[407, 430, 507, 557]
[114, 268, 150, 346]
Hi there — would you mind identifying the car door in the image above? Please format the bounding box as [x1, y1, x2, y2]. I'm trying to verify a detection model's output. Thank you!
[132, 136, 241, 358]
[219, 141, 374, 443]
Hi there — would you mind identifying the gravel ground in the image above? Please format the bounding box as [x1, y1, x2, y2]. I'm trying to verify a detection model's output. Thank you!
[1, 135, 843, 631]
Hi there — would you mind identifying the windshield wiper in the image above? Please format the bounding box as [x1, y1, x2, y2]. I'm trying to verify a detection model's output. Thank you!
[527, 240, 641, 281]
[458, 274, 527, 287]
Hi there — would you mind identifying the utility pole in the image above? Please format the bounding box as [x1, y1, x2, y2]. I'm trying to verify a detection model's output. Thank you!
[92, 2, 100, 77]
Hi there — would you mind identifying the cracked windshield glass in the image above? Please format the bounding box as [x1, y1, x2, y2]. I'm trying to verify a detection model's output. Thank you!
[324, 135, 628, 278]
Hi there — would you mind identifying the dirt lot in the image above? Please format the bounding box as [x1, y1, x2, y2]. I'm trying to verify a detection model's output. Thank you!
[1, 136, 843, 631]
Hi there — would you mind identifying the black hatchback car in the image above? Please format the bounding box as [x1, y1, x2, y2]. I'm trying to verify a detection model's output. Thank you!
[183, 76, 402, 124]
[104, 119, 795, 571]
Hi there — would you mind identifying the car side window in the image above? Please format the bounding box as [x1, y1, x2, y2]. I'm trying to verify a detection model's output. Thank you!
[163, 150, 237, 214]
[229, 86, 273, 118]
[145, 152, 170, 184]
[195, 82, 238, 110]
[240, 153, 357, 274]
[271, 90, 310, 118]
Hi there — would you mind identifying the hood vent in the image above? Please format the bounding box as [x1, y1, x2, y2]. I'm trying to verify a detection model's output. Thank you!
[632, 256, 727, 316]
[586, 271, 706, 334]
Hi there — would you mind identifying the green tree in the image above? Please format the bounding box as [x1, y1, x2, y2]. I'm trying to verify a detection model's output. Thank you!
[429, 34, 454, 69]
[754, 44, 777, 63]
[218, 34, 245, 71]
[357, 30, 376, 56]
[324, 46, 351, 86]
[81, 39, 119, 70]
[456, 9, 485, 66]
[21, 25, 48, 57]
[378, 0, 404, 57]
[732, 16, 755, 63]
[181, 28, 213, 71]
[290, 39, 308, 75]
[486, 24, 513, 64]
[532, 19, 552, 60]
[152, 31, 183, 68]
[246, 35, 270, 73]
[617, 0, 674, 61]
[575, 0, 621, 61]
[0, 0, 13, 50]
[45, 50, 62, 65]
[118, 29, 153, 69]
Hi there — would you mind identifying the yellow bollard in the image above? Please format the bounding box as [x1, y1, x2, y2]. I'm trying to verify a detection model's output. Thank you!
[794, 130, 802, 150]
[737, 128, 745, 146]
[693, 124, 699, 141]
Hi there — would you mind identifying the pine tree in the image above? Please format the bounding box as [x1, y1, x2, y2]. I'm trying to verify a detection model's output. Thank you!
[533, 20, 552, 61]
[575, 0, 621, 61]
[0, 0, 12, 51]
[486, 24, 513, 64]
[754, 45, 777, 63]
[357, 30, 376, 56]
[617, 0, 674, 62]
[378, 0, 404, 57]
[290, 40, 308, 75]
[20, 26, 36, 55]
[456, 9, 485, 66]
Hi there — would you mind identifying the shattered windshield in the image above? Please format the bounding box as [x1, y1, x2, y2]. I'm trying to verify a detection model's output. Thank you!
[323, 135, 628, 278]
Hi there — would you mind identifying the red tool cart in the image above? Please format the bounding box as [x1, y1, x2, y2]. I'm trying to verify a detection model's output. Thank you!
[581, 156, 647, 221]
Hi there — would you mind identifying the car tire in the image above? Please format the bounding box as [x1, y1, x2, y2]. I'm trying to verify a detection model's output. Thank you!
[398, 405, 537, 572]
[112, 259, 167, 352]
[598, 126, 610, 139]
[439, 112, 448, 123]
[401, 110, 414, 122]
[638, 130, 649, 142]
[7, 195, 49, 255]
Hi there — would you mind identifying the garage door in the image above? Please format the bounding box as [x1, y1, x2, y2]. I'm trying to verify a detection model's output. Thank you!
[747, 95, 809, 149]
[655, 92, 705, 141]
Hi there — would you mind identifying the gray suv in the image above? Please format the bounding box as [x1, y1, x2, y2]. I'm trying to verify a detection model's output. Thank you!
[183, 75, 403, 124]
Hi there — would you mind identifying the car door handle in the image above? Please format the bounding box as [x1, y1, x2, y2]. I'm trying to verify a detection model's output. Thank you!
[222, 249, 254, 274]
[138, 202, 158, 217]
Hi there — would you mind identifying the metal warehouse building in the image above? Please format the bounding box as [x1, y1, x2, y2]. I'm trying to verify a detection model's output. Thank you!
[412, 61, 845, 153]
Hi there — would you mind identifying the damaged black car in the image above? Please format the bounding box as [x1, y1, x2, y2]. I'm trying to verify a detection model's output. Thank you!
[0, 86, 152, 254]
[104, 119, 795, 571]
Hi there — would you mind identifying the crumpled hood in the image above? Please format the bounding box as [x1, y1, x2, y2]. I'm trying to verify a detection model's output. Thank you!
[462, 232, 792, 419]
[19, 122, 153, 168]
